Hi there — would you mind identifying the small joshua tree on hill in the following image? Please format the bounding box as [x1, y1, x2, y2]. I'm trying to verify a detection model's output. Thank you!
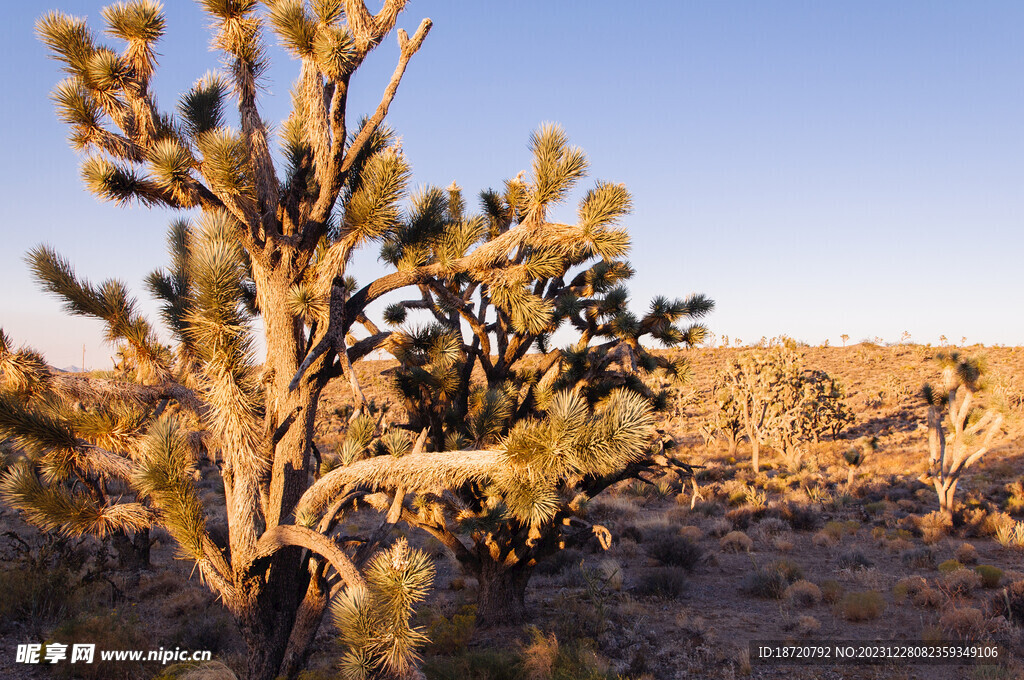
[718, 341, 852, 472]
[922, 352, 1004, 514]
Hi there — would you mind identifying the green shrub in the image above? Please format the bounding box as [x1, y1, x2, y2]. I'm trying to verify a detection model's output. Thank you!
[743, 560, 802, 600]
[837, 591, 886, 621]
[938, 559, 964, 574]
[974, 565, 1003, 589]
[423, 649, 520, 680]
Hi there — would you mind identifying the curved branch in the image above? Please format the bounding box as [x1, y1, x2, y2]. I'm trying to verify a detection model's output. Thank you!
[250, 524, 365, 590]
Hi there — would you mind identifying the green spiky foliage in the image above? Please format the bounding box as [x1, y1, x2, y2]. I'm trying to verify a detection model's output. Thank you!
[355, 127, 711, 625]
[717, 340, 852, 473]
[331, 538, 433, 680]
[921, 352, 1005, 513]
[843, 436, 877, 487]
[380, 126, 713, 443]
[0, 340, 156, 567]
[23, 3, 438, 680]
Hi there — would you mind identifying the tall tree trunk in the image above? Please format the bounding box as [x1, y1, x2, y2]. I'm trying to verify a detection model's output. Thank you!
[937, 478, 958, 515]
[474, 559, 532, 627]
[278, 574, 330, 680]
[238, 564, 308, 680]
[750, 437, 760, 473]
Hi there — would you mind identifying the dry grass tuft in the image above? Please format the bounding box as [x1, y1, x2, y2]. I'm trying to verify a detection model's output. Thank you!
[943, 568, 983, 596]
[938, 606, 986, 639]
[719, 530, 752, 553]
[784, 580, 822, 608]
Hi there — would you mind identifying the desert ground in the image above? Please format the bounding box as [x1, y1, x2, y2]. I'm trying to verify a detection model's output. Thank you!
[2, 342, 1023, 679]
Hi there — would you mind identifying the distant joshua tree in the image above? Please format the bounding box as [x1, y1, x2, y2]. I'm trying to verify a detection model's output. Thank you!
[921, 353, 1004, 513]
[840, 334, 849, 347]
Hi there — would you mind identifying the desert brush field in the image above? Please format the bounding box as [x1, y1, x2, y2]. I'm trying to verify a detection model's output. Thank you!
[2, 342, 1023, 680]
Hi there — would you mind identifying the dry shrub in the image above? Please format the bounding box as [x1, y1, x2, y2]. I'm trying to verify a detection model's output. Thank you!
[981, 511, 1015, 538]
[900, 546, 935, 569]
[913, 586, 943, 608]
[821, 579, 844, 604]
[955, 542, 979, 565]
[780, 501, 820, 532]
[894, 576, 928, 602]
[645, 533, 703, 570]
[837, 591, 885, 621]
[177, 662, 238, 680]
[812, 530, 837, 548]
[634, 567, 688, 599]
[726, 506, 758, 529]
[773, 536, 795, 552]
[939, 606, 986, 639]
[837, 549, 873, 571]
[784, 580, 822, 608]
[50, 612, 153, 680]
[917, 511, 952, 544]
[520, 626, 558, 680]
[975, 565, 1003, 589]
[692, 500, 725, 517]
[679, 525, 703, 541]
[750, 518, 789, 542]
[704, 517, 733, 537]
[943, 568, 983, 596]
[596, 559, 623, 592]
[992, 579, 1024, 625]
[720, 531, 753, 553]
[885, 538, 914, 553]
[796, 615, 821, 636]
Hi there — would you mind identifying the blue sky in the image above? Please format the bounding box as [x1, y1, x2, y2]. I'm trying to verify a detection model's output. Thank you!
[1, 1, 1022, 368]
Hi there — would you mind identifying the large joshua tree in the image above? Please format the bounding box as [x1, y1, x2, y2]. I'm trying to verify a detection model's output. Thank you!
[321, 127, 714, 624]
[2, 2, 448, 679]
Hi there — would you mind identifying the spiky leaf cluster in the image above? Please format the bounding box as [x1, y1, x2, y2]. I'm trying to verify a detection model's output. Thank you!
[331, 538, 434, 680]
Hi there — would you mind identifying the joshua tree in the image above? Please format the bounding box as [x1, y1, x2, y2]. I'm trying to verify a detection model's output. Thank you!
[0, 2, 456, 678]
[710, 378, 744, 458]
[719, 342, 852, 473]
[842, 436, 877, 489]
[840, 334, 849, 347]
[921, 353, 1004, 514]
[349, 127, 711, 624]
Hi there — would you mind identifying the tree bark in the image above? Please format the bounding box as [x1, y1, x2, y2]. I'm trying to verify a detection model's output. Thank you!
[238, 568, 308, 680]
[750, 437, 760, 473]
[474, 560, 532, 627]
[111, 528, 150, 571]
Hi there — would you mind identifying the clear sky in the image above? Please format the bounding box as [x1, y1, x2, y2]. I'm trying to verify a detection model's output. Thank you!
[1, 1, 1022, 369]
